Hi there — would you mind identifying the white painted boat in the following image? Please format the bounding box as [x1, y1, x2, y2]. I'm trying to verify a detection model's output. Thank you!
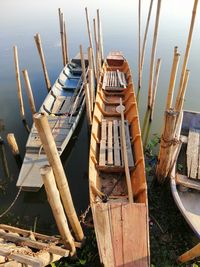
[171, 110, 200, 238]
[17, 55, 87, 191]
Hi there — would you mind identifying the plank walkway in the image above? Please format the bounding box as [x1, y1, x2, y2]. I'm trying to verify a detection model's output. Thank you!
[93, 202, 149, 267]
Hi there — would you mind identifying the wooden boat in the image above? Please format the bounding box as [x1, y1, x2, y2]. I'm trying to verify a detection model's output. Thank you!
[89, 52, 149, 266]
[17, 54, 88, 191]
[171, 110, 200, 238]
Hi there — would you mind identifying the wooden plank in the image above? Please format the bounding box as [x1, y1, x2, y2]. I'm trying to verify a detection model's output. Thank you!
[51, 96, 66, 113]
[101, 119, 107, 141]
[124, 121, 134, 167]
[102, 72, 107, 90]
[187, 129, 200, 179]
[0, 232, 69, 257]
[99, 120, 107, 166]
[113, 120, 121, 166]
[107, 121, 113, 165]
[121, 203, 149, 267]
[93, 203, 115, 267]
[176, 173, 200, 191]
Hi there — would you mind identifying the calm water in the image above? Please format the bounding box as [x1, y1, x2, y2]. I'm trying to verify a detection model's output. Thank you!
[0, 0, 200, 233]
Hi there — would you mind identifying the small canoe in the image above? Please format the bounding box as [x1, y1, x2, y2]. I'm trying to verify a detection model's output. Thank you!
[89, 52, 150, 267]
[17, 54, 88, 191]
[171, 110, 200, 238]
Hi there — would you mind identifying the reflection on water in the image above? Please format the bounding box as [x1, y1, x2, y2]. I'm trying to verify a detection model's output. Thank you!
[0, 0, 200, 233]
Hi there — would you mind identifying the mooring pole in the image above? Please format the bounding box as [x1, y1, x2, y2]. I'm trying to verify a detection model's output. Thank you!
[34, 113, 84, 242]
[22, 69, 36, 115]
[40, 165, 76, 255]
[7, 133, 22, 168]
[34, 33, 51, 92]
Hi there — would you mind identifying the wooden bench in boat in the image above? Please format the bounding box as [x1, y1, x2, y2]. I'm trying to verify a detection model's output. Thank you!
[186, 128, 200, 179]
[102, 70, 127, 91]
[97, 119, 134, 172]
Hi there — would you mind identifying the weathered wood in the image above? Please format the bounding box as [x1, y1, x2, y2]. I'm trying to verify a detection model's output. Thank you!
[34, 33, 51, 92]
[148, 0, 162, 108]
[124, 121, 134, 167]
[140, 0, 154, 89]
[97, 9, 104, 61]
[113, 120, 121, 166]
[6, 133, 20, 156]
[33, 113, 84, 242]
[176, 69, 190, 112]
[0, 231, 69, 257]
[40, 165, 76, 255]
[176, 174, 200, 191]
[99, 119, 107, 166]
[178, 242, 200, 264]
[22, 69, 36, 115]
[150, 58, 162, 121]
[13, 46, 25, 120]
[107, 121, 113, 165]
[187, 129, 200, 179]
[175, 0, 199, 111]
[166, 49, 180, 110]
[58, 8, 67, 66]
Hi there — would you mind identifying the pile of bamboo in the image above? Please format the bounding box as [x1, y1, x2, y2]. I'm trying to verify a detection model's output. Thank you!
[156, 0, 198, 183]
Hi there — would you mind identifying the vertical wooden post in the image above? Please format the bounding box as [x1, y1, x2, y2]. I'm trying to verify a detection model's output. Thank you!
[34, 33, 51, 92]
[177, 243, 200, 264]
[58, 8, 67, 66]
[13, 46, 25, 121]
[22, 69, 36, 115]
[0, 137, 10, 179]
[93, 18, 99, 81]
[175, 0, 198, 110]
[33, 113, 84, 242]
[88, 47, 94, 110]
[80, 45, 92, 125]
[150, 58, 162, 121]
[40, 165, 76, 255]
[97, 9, 104, 61]
[176, 69, 190, 112]
[138, 0, 141, 90]
[140, 0, 154, 86]
[156, 109, 179, 182]
[63, 20, 69, 64]
[85, 7, 96, 77]
[7, 133, 22, 169]
[166, 48, 180, 110]
[148, 0, 162, 108]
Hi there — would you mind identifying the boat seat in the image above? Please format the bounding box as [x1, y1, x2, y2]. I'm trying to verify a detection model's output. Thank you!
[187, 128, 200, 179]
[63, 69, 81, 80]
[102, 70, 127, 91]
[97, 119, 134, 172]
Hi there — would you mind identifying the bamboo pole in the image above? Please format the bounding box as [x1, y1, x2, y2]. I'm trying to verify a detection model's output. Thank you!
[63, 20, 69, 64]
[33, 113, 84, 242]
[34, 33, 51, 92]
[177, 243, 200, 264]
[7, 133, 22, 169]
[117, 99, 133, 203]
[0, 137, 10, 179]
[22, 69, 36, 115]
[80, 45, 92, 125]
[166, 48, 180, 110]
[176, 69, 190, 112]
[40, 165, 76, 255]
[88, 47, 94, 109]
[150, 58, 162, 121]
[93, 18, 99, 81]
[85, 7, 96, 77]
[175, 0, 198, 110]
[13, 46, 25, 120]
[97, 9, 104, 61]
[140, 0, 154, 84]
[156, 109, 179, 182]
[138, 0, 141, 90]
[58, 8, 67, 66]
[148, 0, 162, 108]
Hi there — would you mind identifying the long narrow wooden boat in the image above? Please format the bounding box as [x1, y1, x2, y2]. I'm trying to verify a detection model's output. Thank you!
[89, 52, 149, 266]
[171, 110, 200, 238]
[17, 54, 88, 191]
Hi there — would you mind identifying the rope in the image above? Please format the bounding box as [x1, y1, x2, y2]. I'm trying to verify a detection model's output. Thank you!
[0, 187, 22, 218]
[160, 134, 180, 148]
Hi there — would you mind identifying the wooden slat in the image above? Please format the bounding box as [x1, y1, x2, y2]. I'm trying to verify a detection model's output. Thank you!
[187, 129, 200, 179]
[124, 121, 134, 167]
[176, 173, 200, 191]
[107, 121, 113, 165]
[102, 72, 107, 90]
[99, 120, 107, 166]
[113, 120, 121, 166]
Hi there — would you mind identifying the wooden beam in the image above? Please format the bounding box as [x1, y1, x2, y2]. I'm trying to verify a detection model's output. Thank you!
[175, 174, 200, 191]
[22, 69, 36, 115]
[178, 242, 200, 263]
